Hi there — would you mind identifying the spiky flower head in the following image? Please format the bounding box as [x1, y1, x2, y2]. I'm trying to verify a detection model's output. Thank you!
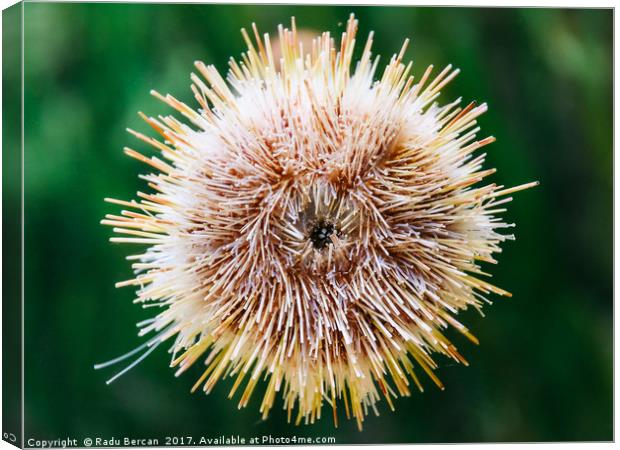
[100, 15, 536, 429]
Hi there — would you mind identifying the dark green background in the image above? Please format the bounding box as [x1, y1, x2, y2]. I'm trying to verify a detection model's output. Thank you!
[16, 3, 612, 444]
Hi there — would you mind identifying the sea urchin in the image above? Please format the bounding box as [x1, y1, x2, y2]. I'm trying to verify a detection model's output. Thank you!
[99, 14, 536, 429]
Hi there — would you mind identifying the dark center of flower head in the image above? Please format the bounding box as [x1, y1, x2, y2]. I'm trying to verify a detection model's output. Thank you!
[309, 219, 337, 250]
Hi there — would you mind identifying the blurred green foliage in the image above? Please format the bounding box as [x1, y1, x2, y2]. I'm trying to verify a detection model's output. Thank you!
[15, 3, 611, 443]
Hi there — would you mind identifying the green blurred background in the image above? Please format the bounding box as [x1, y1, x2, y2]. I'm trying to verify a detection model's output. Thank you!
[13, 3, 612, 444]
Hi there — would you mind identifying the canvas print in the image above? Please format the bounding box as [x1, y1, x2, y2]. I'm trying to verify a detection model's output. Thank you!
[2, 2, 612, 447]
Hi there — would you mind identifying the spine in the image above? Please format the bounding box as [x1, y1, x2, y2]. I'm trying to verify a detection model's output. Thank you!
[2, 2, 23, 448]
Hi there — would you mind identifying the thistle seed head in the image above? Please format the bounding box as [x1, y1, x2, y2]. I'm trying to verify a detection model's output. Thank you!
[101, 14, 536, 429]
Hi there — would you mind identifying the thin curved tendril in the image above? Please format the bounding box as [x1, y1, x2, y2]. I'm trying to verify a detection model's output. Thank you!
[103, 342, 161, 385]
[94, 324, 173, 384]
[93, 340, 151, 370]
